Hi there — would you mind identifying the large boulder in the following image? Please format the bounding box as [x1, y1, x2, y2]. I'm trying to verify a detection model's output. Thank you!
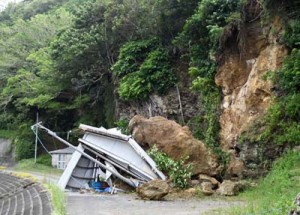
[198, 174, 220, 188]
[216, 180, 249, 196]
[216, 180, 240, 196]
[129, 115, 219, 176]
[137, 180, 170, 200]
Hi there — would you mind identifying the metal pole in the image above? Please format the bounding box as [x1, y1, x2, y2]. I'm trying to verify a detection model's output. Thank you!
[34, 112, 38, 163]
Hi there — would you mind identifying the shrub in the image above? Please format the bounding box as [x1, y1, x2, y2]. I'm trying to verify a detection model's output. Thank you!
[278, 49, 300, 94]
[148, 145, 191, 189]
[242, 93, 300, 147]
[36, 153, 52, 166]
[115, 118, 130, 135]
[283, 19, 300, 48]
[112, 38, 158, 77]
[113, 40, 177, 101]
[14, 138, 34, 160]
[118, 72, 151, 101]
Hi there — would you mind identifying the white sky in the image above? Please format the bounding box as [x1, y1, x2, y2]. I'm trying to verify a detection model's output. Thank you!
[0, 0, 24, 11]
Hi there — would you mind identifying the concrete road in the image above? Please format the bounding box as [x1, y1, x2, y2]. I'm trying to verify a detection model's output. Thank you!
[67, 192, 238, 215]
[6, 169, 239, 215]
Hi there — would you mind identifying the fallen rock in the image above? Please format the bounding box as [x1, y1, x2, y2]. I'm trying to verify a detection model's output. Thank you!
[137, 180, 170, 200]
[199, 174, 220, 188]
[190, 180, 200, 186]
[216, 180, 248, 196]
[201, 182, 214, 196]
[227, 156, 245, 178]
[129, 115, 219, 176]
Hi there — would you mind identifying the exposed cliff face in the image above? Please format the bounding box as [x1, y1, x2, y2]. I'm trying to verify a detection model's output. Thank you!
[215, 18, 287, 149]
[215, 15, 288, 176]
[118, 88, 198, 122]
[117, 62, 199, 124]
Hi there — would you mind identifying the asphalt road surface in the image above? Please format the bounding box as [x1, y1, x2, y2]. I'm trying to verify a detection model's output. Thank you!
[6, 169, 239, 215]
[67, 192, 238, 215]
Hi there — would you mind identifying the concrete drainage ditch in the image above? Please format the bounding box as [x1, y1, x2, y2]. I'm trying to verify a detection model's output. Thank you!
[0, 172, 52, 215]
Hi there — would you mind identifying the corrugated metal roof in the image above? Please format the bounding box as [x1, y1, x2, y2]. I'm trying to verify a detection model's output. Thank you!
[50, 146, 75, 154]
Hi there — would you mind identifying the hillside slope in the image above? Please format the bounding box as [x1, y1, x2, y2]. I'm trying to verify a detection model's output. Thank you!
[0, 0, 298, 179]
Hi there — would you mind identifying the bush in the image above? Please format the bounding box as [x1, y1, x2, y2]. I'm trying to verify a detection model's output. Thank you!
[113, 40, 177, 101]
[283, 19, 300, 48]
[118, 72, 151, 101]
[278, 49, 300, 94]
[148, 145, 191, 189]
[112, 38, 158, 77]
[115, 118, 130, 135]
[14, 137, 34, 160]
[36, 154, 52, 166]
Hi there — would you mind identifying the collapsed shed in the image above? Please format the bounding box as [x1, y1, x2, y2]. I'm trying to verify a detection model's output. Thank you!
[33, 123, 166, 191]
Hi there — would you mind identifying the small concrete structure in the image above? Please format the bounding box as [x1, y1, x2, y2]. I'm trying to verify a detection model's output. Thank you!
[50, 147, 75, 170]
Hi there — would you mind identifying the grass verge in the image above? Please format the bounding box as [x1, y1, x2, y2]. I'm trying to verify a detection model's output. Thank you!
[45, 183, 66, 215]
[220, 151, 300, 214]
[13, 158, 63, 175]
[0, 129, 18, 139]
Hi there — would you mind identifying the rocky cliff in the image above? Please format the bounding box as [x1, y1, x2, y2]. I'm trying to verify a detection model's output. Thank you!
[215, 7, 288, 176]
[216, 16, 287, 150]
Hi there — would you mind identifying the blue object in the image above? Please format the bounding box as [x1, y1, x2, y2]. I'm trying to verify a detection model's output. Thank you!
[90, 181, 110, 192]
[104, 187, 111, 192]
[90, 181, 103, 189]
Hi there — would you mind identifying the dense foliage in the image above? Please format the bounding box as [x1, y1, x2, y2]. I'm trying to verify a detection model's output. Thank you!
[0, 0, 199, 159]
[113, 39, 176, 100]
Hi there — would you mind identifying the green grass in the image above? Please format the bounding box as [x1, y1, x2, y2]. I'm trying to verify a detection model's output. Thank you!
[220, 151, 300, 214]
[45, 183, 66, 215]
[0, 129, 18, 139]
[14, 158, 63, 175]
